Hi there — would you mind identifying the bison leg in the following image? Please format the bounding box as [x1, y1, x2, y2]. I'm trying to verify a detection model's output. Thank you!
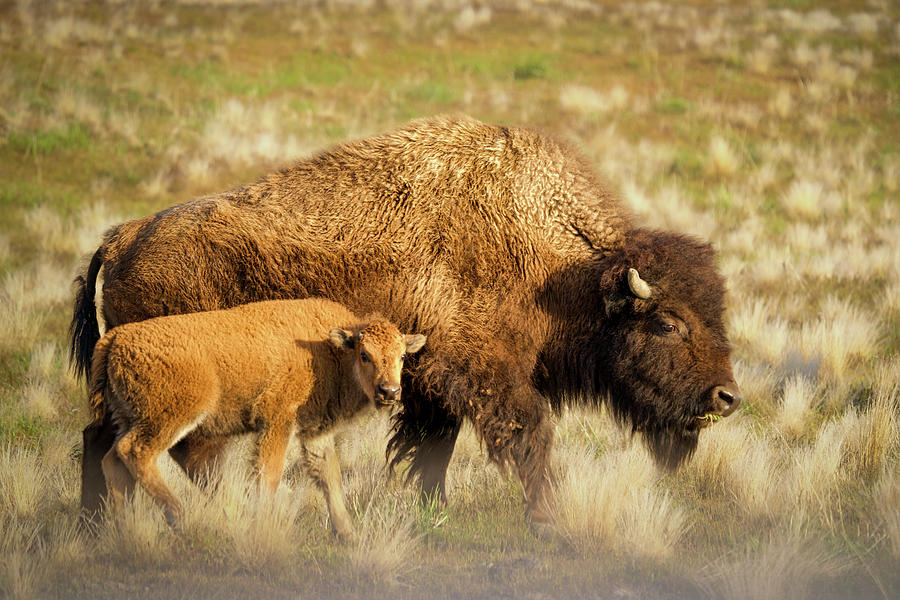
[508, 402, 555, 524]
[410, 419, 461, 505]
[423, 353, 555, 523]
[389, 393, 461, 504]
[169, 435, 228, 487]
[300, 434, 354, 541]
[80, 414, 118, 518]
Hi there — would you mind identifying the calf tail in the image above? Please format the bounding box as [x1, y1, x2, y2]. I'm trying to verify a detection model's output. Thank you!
[87, 333, 114, 422]
[69, 247, 104, 381]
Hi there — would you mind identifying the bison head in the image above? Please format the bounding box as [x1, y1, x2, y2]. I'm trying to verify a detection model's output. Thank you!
[535, 228, 740, 470]
[593, 229, 741, 469]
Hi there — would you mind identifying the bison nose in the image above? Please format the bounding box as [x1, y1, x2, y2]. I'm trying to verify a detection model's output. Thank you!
[377, 384, 401, 401]
[712, 384, 742, 417]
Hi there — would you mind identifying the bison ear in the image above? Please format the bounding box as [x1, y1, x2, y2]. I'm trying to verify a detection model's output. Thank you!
[404, 334, 427, 354]
[329, 328, 355, 350]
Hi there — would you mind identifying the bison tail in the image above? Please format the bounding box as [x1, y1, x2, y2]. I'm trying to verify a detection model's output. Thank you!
[69, 247, 104, 381]
[87, 333, 114, 422]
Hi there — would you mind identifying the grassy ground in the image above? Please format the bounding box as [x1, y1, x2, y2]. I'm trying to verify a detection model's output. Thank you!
[1, 1, 899, 598]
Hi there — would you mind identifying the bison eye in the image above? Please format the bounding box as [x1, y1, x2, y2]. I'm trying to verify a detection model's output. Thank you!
[401, 353, 407, 362]
[360, 351, 371, 363]
[660, 323, 677, 334]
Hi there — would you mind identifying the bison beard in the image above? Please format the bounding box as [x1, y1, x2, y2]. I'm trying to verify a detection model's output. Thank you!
[71, 115, 738, 522]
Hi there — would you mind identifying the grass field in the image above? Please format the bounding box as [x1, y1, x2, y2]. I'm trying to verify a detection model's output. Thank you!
[1, 1, 899, 598]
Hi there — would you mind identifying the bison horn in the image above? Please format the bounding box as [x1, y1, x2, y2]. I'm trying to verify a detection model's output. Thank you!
[627, 268, 652, 299]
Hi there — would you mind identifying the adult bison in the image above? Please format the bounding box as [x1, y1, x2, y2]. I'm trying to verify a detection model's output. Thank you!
[72, 115, 740, 521]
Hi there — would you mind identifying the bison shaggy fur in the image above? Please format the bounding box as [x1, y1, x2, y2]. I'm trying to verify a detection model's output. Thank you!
[72, 115, 740, 521]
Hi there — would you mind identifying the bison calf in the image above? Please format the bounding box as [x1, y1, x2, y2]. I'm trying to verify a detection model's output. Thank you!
[92, 298, 426, 536]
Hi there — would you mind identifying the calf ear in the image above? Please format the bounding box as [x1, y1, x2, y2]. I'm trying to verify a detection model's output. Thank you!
[329, 328, 355, 350]
[404, 334, 427, 354]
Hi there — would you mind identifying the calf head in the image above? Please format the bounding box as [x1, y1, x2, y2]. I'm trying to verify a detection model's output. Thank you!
[597, 229, 741, 470]
[330, 319, 427, 406]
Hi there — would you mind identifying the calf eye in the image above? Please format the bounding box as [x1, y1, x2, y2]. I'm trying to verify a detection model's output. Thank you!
[401, 353, 407, 362]
[360, 351, 371, 363]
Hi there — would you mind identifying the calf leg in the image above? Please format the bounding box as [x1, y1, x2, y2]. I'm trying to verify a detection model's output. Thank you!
[169, 435, 228, 486]
[253, 418, 296, 494]
[116, 430, 184, 528]
[301, 435, 354, 541]
[101, 444, 135, 511]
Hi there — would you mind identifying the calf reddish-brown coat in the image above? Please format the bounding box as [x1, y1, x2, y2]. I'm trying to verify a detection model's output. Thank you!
[94, 298, 425, 535]
[73, 115, 738, 519]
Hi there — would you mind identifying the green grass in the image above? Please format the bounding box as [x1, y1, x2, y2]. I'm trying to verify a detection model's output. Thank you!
[6, 124, 92, 156]
[656, 97, 694, 115]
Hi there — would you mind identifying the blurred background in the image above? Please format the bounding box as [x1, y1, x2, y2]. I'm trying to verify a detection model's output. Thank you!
[1, 1, 898, 599]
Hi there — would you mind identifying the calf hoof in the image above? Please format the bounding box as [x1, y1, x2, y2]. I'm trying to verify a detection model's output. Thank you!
[530, 519, 556, 541]
[333, 522, 356, 544]
[165, 510, 185, 533]
[525, 502, 552, 525]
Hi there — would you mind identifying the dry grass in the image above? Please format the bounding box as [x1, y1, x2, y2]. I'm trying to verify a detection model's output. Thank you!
[0, 517, 42, 600]
[876, 469, 900, 561]
[96, 491, 176, 568]
[552, 409, 688, 560]
[0, 445, 46, 519]
[348, 497, 422, 583]
[696, 536, 849, 600]
[1, 0, 898, 598]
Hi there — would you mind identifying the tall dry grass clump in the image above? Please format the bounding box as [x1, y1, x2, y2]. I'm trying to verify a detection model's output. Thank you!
[683, 418, 781, 518]
[0, 272, 49, 355]
[725, 435, 783, 519]
[786, 418, 849, 521]
[96, 490, 176, 568]
[798, 298, 880, 380]
[838, 383, 898, 483]
[777, 376, 818, 438]
[683, 418, 748, 497]
[348, 497, 422, 583]
[0, 516, 43, 600]
[559, 84, 629, 115]
[874, 469, 900, 561]
[222, 486, 309, 572]
[0, 443, 87, 600]
[552, 442, 687, 560]
[178, 440, 313, 573]
[331, 411, 394, 511]
[707, 135, 740, 177]
[0, 445, 47, 520]
[695, 536, 848, 600]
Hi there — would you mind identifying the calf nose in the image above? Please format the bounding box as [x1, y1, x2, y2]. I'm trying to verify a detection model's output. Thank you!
[377, 384, 401, 401]
[712, 383, 742, 417]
